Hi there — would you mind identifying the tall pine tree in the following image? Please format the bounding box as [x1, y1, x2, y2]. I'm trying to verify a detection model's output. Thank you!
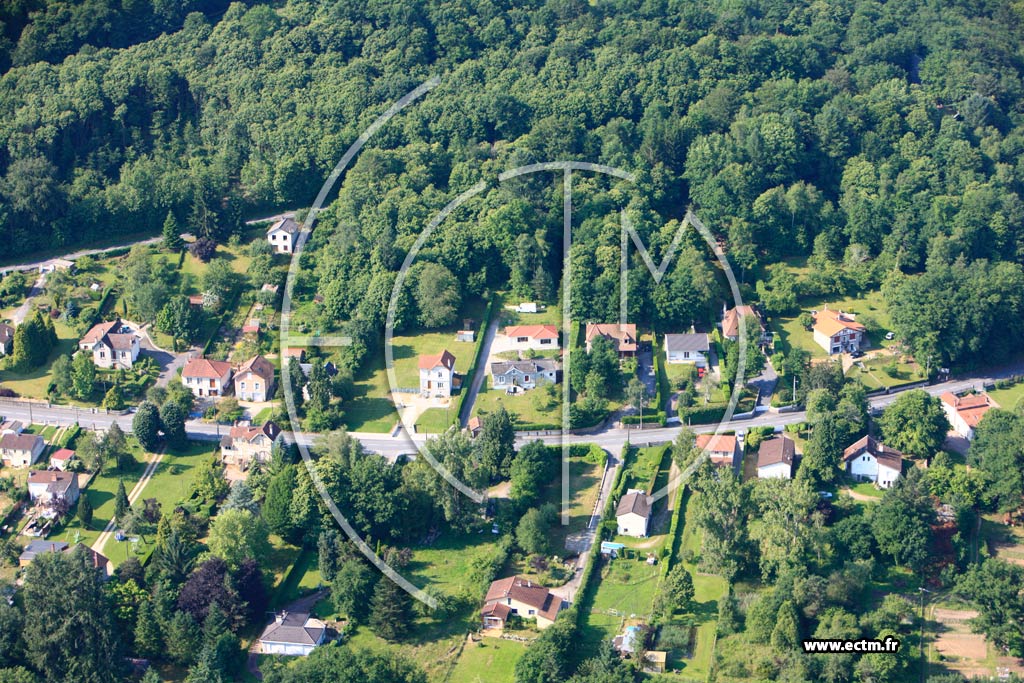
[162, 211, 184, 251]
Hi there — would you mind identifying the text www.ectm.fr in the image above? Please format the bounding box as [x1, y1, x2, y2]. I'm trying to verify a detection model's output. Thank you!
[802, 637, 901, 654]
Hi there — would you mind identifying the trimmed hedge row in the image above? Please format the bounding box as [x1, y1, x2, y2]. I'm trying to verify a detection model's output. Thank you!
[456, 293, 497, 421]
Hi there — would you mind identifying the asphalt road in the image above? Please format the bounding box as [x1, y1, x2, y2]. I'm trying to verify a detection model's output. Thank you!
[0, 360, 1017, 458]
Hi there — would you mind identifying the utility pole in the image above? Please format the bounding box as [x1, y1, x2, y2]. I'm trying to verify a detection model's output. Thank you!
[918, 586, 931, 683]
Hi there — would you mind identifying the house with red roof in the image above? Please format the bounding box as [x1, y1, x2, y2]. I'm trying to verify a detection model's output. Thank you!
[812, 307, 866, 355]
[940, 391, 998, 440]
[49, 448, 75, 470]
[721, 305, 764, 342]
[695, 433, 741, 470]
[585, 323, 638, 357]
[503, 324, 559, 351]
[181, 357, 234, 399]
[419, 350, 456, 398]
[482, 575, 565, 630]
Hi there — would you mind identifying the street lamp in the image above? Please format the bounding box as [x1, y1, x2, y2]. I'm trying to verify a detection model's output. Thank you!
[918, 586, 932, 683]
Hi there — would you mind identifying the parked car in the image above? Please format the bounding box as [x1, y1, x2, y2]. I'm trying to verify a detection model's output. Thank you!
[884, 332, 895, 340]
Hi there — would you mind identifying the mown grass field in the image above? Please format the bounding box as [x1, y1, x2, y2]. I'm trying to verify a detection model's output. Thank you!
[448, 638, 527, 683]
[472, 376, 561, 426]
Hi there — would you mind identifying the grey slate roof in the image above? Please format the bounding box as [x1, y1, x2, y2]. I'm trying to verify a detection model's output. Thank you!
[268, 217, 300, 235]
[664, 333, 710, 353]
[757, 435, 795, 468]
[616, 491, 651, 519]
[258, 611, 326, 646]
[490, 359, 559, 375]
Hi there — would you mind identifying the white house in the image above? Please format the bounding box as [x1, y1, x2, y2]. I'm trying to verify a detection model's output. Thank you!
[257, 611, 327, 656]
[267, 217, 300, 254]
[490, 359, 559, 390]
[664, 333, 710, 367]
[220, 421, 281, 470]
[49, 448, 75, 470]
[182, 357, 234, 398]
[79, 318, 141, 369]
[503, 325, 559, 351]
[616, 489, 651, 537]
[842, 435, 904, 488]
[757, 434, 795, 479]
[812, 307, 866, 355]
[234, 355, 275, 402]
[695, 434, 740, 470]
[940, 391, 997, 440]
[482, 576, 565, 630]
[0, 433, 45, 468]
[91, 333, 140, 370]
[419, 350, 456, 398]
[27, 470, 80, 506]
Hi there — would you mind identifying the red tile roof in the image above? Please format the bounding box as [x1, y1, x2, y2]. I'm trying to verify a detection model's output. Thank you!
[941, 392, 997, 428]
[182, 357, 233, 379]
[49, 448, 75, 461]
[80, 318, 121, 345]
[505, 324, 558, 340]
[483, 576, 563, 623]
[696, 434, 738, 461]
[812, 308, 865, 337]
[419, 350, 456, 371]
[236, 355, 274, 383]
[722, 306, 762, 338]
[586, 323, 638, 353]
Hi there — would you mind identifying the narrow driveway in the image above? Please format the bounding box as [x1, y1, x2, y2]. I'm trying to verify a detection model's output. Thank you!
[458, 311, 502, 426]
[552, 451, 621, 605]
[750, 356, 779, 408]
[91, 446, 167, 555]
[10, 275, 46, 325]
[136, 325, 190, 387]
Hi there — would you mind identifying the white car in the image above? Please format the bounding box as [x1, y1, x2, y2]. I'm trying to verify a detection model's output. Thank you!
[884, 332, 895, 340]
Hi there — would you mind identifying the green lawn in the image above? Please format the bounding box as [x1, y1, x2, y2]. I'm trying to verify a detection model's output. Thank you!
[770, 289, 894, 361]
[672, 491, 727, 682]
[0, 319, 78, 399]
[344, 353, 400, 433]
[55, 440, 150, 559]
[847, 354, 926, 390]
[448, 639, 527, 683]
[498, 294, 562, 328]
[534, 451, 605, 553]
[404, 532, 503, 599]
[578, 556, 662, 659]
[343, 298, 490, 432]
[271, 546, 323, 608]
[472, 377, 562, 426]
[415, 407, 458, 435]
[620, 445, 668, 493]
[56, 439, 215, 566]
[989, 380, 1024, 413]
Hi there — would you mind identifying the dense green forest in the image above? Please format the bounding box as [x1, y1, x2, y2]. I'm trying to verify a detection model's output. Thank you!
[2, 0, 1023, 369]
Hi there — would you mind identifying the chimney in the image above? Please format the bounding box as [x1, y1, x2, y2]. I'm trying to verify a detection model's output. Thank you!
[275, 611, 286, 625]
